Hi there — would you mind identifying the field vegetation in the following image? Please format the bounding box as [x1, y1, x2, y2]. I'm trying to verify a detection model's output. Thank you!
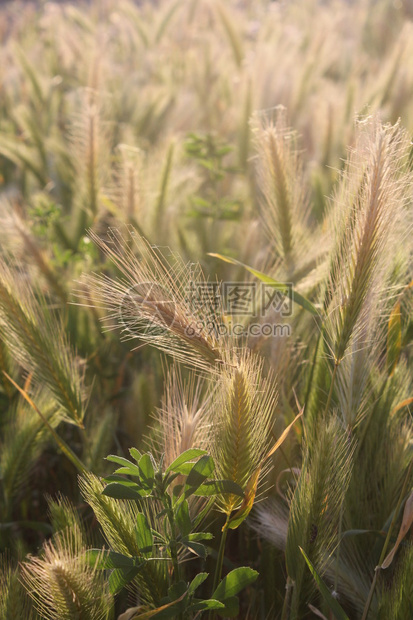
[0, 0, 412, 618]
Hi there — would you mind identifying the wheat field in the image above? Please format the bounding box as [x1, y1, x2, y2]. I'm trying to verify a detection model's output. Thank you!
[0, 1, 412, 619]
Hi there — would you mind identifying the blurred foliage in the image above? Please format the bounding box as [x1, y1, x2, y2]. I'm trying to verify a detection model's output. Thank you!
[0, 0, 412, 618]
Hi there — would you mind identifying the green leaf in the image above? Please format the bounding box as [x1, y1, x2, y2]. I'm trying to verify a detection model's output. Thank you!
[188, 599, 226, 612]
[165, 448, 207, 473]
[114, 466, 142, 476]
[152, 530, 167, 544]
[135, 512, 153, 553]
[129, 447, 143, 462]
[175, 500, 192, 537]
[209, 253, 319, 315]
[185, 532, 214, 542]
[109, 567, 141, 595]
[299, 547, 349, 620]
[102, 482, 150, 500]
[212, 567, 258, 601]
[167, 462, 197, 476]
[104, 474, 140, 484]
[188, 572, 209, 595]
[193, 497, 216, 529]
[183, 540, 208, 558]
[195, 479, 245, 497]
[183, 455, 215, 498]
[172, 483, 184, 499]
[85, 549, 145, 570]
[138, 454, 155, 489]
[106, 454, 142, 477]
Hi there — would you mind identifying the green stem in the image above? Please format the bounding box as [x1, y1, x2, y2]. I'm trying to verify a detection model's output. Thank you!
[281, 576, 294, 620]
[3, 371, 87, 473]
[303, 324, 323, 412]
[324, 360, 339, 416]
[213, 520, 229, 591]
[322, 360, 342, 595]
[361, 459, 413, 620]
[165, 501, 181, 585]
[334, 427, 351, 595]
[209, 516, 230, 620]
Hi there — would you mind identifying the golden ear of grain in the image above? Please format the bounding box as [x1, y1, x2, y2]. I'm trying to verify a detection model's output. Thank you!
[324, 118, 411, 366]
[210, 351, 277, 515]
[80, 228, 230, 372]
[252, 108, 310, 275]
[0, 259, 85, 426]
[20, 526, 113, 620]
[285, 418, 355, 615]
[70, 90, 109, 221]
[150, 364, 210, 468]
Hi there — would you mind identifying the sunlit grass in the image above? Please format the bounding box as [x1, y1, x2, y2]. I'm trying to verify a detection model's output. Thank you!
[0, 1, 412, 618]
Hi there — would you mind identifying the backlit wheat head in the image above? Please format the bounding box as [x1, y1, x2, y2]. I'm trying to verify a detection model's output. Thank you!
[324, 118, 411, 366]
[209, 349, 277, 515]
[80, 228, 232, 372]
[21, 528, 112, 620]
